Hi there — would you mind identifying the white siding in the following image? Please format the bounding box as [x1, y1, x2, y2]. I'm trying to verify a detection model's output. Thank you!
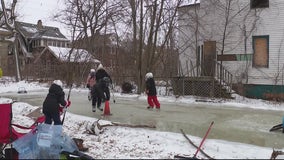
[178, 5, 201, 76]
[178, 0, 284, 85]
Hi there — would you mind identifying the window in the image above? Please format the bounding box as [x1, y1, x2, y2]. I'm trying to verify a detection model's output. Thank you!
[8, 45, 13, 55]
[252, 35, 269, 68]
[36, 40, 40, 47]
[251, 0, 269, 9]
[47, 40, 52, 46]
[39, 40, 43, 46]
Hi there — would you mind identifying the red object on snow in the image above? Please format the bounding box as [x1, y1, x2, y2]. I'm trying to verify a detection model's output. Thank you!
[0, 102, 45, 159]
[193, 121, 214, 158]
[102, 100, 111, 116]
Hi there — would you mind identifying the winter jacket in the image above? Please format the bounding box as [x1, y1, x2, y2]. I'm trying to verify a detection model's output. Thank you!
[95, 69, 112, 84]
[43, 83, 67, 115]
[145, 77, 157, 96]
[86, 72, 96, 88]
[96, 69, 112, 89]
[94, 68, 112, 101]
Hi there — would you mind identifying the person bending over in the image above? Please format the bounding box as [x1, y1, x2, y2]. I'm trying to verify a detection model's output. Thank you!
[43, 80, 71, 125]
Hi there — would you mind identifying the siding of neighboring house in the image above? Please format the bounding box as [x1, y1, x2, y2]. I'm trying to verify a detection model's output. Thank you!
[178, 4, 200, 76]
[178, 0, 284, 87]
[0, 20, 100, 84]
[0, 41, 12, 74]
[0, 20, 72, 77]
[0, 28, 13, 75]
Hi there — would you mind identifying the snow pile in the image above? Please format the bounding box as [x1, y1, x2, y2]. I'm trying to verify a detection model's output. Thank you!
[0, 77, 48, 93]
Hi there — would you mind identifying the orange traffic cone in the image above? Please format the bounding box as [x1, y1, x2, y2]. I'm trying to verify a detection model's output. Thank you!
[102, 100, 112, 116]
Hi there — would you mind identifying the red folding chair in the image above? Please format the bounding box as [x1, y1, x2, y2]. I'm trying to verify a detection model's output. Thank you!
[0, 102, 45, 159]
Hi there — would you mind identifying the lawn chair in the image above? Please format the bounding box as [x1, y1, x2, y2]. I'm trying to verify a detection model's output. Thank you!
[0, 102, 45, 159]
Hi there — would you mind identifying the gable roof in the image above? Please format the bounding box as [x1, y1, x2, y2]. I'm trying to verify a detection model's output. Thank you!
[35, 46, 100, 63]
[15, 21, 68, 41]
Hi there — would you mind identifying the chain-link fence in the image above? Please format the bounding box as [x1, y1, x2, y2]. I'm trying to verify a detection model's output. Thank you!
[172, 76, 232, 98]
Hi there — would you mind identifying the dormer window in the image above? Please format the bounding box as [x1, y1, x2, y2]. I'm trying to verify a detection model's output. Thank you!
[47, 40, 52, 46]
[251, 0, 269, 9]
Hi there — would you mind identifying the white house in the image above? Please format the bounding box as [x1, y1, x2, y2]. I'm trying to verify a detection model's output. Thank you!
[177, 0, 284, 100]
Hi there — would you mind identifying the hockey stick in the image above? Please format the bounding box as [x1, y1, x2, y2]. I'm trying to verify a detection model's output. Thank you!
[269, 123, 283, 132]
[111, 84, 116, 103]
[62, 84, 72, 124]
[193, 121, 214, 158]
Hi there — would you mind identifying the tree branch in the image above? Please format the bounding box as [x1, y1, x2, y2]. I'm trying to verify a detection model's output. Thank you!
[180, 129, 214, 159]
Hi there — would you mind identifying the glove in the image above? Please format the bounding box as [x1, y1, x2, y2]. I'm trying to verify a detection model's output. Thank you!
[59, 106, 67, 114]
[63, 107, 67, 113]
[146, 90, 149, 94]
[66, 100, 71, 107]
[59, 107, 63, 113]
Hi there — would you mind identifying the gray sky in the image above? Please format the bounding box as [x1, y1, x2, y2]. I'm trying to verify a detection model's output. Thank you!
[13, 0, 70, 38]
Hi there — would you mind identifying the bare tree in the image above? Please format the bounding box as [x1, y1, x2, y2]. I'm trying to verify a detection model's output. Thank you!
[125, 0, 181, 93]
[54, 0, 181, 93]
[0, 0, 21, 81]
[53, 0, 122, 61]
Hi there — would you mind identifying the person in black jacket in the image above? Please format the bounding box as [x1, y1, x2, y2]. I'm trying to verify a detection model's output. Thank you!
[43, 80, 71, 125]
[145, 72, 160, 110]
[91, 64, 112, 112]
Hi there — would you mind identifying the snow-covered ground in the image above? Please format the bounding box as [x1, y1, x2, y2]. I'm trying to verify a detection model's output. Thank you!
[1, 78, 284, 159]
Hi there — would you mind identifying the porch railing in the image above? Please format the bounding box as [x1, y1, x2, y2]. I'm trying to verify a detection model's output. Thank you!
[214, 60, 233, 94]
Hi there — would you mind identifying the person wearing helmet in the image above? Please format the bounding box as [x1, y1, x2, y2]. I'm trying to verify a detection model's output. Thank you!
[86, 69, 96, 88]
[86, 69, 96, 101]
[43, 80, 71, 125]
[91, 64, 112, 112]
[145, 72, 160, 110]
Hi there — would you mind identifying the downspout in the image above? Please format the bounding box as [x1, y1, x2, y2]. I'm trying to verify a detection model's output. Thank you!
[244, 25, 248, 84]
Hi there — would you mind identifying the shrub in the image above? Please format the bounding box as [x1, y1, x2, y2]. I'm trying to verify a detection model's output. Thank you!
[0, 68, 2, 78]
[121, 82, 133, 93]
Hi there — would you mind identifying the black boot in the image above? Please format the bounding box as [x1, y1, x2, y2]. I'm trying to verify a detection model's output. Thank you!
[92, 106, 96, 112]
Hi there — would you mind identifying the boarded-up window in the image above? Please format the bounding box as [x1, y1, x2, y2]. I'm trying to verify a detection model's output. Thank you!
[253, 36, 269, 68]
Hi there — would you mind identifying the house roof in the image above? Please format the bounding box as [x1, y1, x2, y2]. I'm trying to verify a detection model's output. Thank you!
[36, 46, 100, 63]
[15, 21, 68, 41]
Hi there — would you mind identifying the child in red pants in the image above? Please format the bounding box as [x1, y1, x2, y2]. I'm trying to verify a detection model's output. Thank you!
[145, 72, 160, 110]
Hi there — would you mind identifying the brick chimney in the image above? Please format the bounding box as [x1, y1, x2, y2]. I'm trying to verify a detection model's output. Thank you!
[37, 20, 43, 30]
